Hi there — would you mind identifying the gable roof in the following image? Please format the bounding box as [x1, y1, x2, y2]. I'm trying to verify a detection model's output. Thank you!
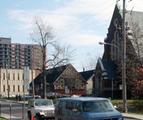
[97, 58, 117, 80]
[34, 64, 69, 84]
[80, 70, 94, 81]
[45, 64, 68, 83]
[102, 59, 117, 80]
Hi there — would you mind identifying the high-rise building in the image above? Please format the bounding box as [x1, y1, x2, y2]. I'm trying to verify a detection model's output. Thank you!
[0, 37, 42, 69]
[0, 37, 43, 97]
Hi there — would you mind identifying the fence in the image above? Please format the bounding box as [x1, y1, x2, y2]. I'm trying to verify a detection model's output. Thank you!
[0, 101, 27, 120]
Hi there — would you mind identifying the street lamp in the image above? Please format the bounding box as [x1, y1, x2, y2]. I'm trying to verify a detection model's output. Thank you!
[99, 0, 128, 113]
[99, 39, 127, 112]
[99, 42, 119, 49]
[99, 41, 119, 99]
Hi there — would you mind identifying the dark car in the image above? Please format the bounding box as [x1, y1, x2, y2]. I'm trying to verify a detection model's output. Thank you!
[55, 96, 123, 120]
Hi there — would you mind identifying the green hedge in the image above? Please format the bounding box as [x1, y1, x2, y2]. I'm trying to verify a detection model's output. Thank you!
[112, 99, 143, 114]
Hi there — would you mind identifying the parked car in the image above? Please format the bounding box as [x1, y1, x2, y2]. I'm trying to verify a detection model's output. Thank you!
[27, 98, 55, 120]
[23, 95, 41, 101]
[55, 96, 123, 120]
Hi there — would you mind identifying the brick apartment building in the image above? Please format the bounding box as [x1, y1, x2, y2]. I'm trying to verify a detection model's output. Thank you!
[0, 37, 42, 97]
[0, 37, 42, 69]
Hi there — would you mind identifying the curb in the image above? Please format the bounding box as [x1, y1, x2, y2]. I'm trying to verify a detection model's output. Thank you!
[123, 114, 143, 120]
[124, 116, 142, 120]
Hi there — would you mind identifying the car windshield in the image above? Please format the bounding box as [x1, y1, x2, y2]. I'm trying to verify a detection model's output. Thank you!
[35, 99, 53, 106]
[82, 100, 114, 112]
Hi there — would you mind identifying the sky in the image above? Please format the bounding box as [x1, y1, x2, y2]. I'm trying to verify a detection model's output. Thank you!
[0, 0, 143, 71]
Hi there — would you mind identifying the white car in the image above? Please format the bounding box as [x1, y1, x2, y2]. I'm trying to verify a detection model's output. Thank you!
[27, 98, 55, 120]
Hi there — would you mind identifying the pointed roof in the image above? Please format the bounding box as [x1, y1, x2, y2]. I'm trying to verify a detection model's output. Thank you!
[34, 64, 69, 84]
[105, 4, 122, 43]
[97, 58, 117, 80]
[80, 70, 94, 81]
[102, 59, 117, 80]
[45, 64, 68, 83]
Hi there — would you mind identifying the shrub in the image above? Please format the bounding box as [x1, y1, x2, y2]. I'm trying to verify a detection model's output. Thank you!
[112, 99, 143, 113]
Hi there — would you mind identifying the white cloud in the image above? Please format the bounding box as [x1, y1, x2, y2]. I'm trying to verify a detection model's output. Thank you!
[12, 0, 143, 48]
[8, 0, 143, 40]
[6, 0, 143, 70]
[8, 0, 117, 30]
[9, 10, 34, 30]
[8, 0, 115, 48]
[67, 34, 104, 46]
[9, 9, 80, 32]
[54, 0, 116, 21]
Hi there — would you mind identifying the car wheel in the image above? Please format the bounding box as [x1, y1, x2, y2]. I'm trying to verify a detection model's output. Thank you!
[35, 113, 43, 120]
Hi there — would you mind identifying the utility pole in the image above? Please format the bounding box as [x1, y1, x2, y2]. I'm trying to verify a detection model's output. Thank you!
[122, 0, 128, 113]
[31, 69, 35, 98]
[32, 46, 35, 98]
[44, 71, 46, 99]
[42, 46, 47, 99]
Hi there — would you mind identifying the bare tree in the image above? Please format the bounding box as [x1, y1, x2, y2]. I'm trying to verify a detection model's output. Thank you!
[47, 44, 73, 68]
[30, 18, 74, 98]
[81, 54, 99, 71]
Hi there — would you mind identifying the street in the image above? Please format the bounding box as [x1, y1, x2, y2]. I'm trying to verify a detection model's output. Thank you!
[0, 100, 140, 120]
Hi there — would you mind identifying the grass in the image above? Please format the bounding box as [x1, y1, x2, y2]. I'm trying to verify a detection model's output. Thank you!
[111, 99, 143, 114]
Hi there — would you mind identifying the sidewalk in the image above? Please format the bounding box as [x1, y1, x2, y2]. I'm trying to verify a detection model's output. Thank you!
[123, 113, 143, 120]
[1, 113, 22, 120]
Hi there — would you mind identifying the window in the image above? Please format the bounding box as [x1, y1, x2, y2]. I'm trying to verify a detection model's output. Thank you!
[3, 73, 5, 80]
[13, 85, 15, 92]
[57, 101, 65, 115]
[18, 73, 20, 80]
[8, 85, 10, 92]
[3, 85, 5, 92]
[23, 85, 24, 92]
[103, 80, 111, 88]
[35, 99, 53, 106]
[13, 73, 15, 80]
[66, 101, 73, 110]
[18, 85, 20, 92]
[23, 73, 24, 80]
[82, 100, 113, 112]
[74, 102, 82, 112]
[7, 73, 10, 80]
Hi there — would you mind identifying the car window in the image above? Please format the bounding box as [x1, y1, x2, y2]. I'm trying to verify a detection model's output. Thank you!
[35, 99, 53, 106]
[66, 101, 73, 110]
[57, 101, 65, 115]
[82, 100, 114, 112]
[74, 101, 82, 112]
[65, 101, 82, 112]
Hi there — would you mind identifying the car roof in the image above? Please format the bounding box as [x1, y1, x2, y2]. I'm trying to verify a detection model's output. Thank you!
[29, 98, 52, 102]
[58, 97, 109, 102]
